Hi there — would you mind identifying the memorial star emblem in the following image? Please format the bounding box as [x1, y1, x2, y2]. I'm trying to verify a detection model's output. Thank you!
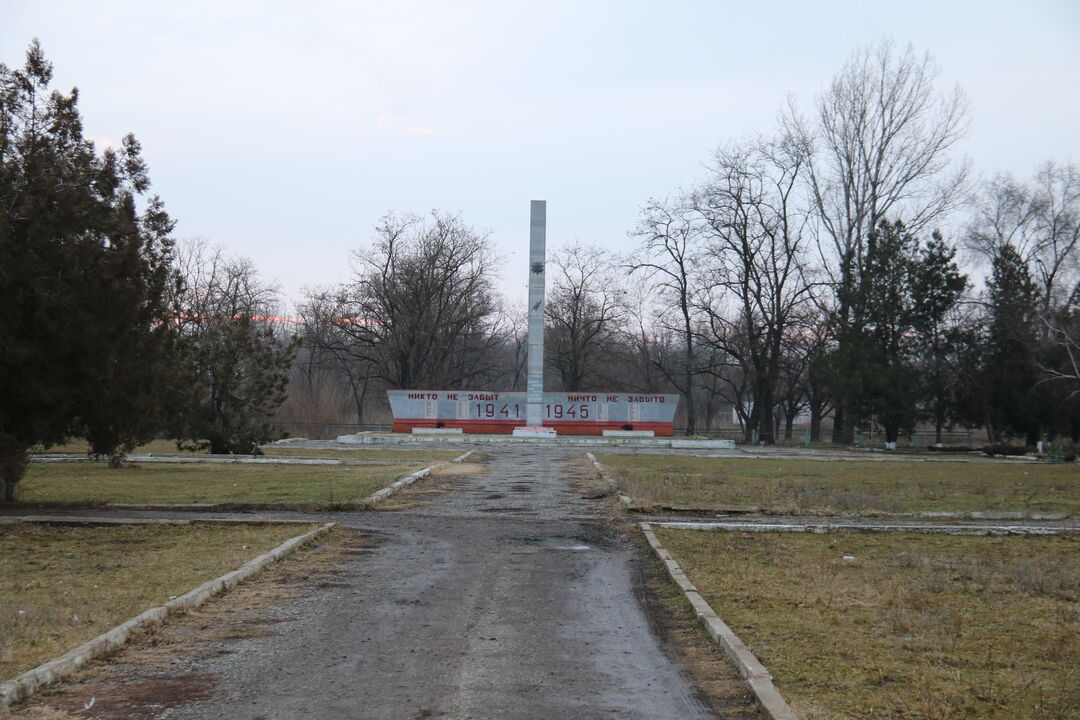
[531, 262, 544, 275]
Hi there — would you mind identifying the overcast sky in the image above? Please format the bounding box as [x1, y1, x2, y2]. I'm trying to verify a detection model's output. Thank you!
[3, 1, 1078, 309]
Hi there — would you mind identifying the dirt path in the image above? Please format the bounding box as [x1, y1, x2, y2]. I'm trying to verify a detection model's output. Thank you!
[24, 446, 736, 719]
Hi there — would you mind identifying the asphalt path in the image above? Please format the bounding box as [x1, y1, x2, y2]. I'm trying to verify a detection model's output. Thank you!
[158, 445, 718, 720]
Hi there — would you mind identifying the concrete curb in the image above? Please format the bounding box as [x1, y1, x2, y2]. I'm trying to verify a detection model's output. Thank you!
[653, 520, 1077, 536]
[0, 521, 336, 708]
[360, 450, 475, 505]
[639, 523, 802, 720]
[585, 452, 633, 507]
[337, 433, 736, 449]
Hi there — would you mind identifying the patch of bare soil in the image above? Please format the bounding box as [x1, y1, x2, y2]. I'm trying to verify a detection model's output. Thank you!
[380, 461, 487, 509]
[634, 534, 766, 720]
[561, 456, 621, 515]
[7, 530, 366, 720]
[19, 675, 213, 720]
[429, 461, 487, 477]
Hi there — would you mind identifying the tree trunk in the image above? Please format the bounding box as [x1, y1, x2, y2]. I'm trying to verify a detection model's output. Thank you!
[758, 393, 775, 444]
[809, 401, 823, 442]
[351, 377, 368, 424]
[745, 403, 759, 443]
[831, 405, 847, 443]
[934, 401, 944, 446]
[1, 448, 28, 504]
[678, 291, 695, 436]
[683, 373, 696, 436]
[108, 453, 123, 469]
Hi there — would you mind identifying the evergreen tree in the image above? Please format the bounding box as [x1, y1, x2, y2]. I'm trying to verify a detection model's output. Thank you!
[983, 246, 1041, 443]
[858, 220, 920, 446]
[0, 41, 177, 499]
[910, 232, 968, 443]
[827, 221, 966, 447]
[74, 186, 180, 467]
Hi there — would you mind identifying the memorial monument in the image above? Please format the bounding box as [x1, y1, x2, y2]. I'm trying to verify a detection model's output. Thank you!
[387, 201, 679, 436]
[515, 201, 556, 437]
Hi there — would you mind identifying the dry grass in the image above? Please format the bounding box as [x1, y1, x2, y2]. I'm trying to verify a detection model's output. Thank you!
[600, 454, 1080, 514]
[35, 439, 199, 456]
[0, 522, 322, 681]
[35, 438, 461, 463]
[656, 528, 1080, 719]
[17, 461, 425, 507]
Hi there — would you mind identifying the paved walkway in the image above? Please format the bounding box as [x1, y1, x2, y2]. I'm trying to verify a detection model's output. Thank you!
[19, 446, 724, 719]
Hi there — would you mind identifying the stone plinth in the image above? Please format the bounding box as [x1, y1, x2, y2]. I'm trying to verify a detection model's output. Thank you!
[512, 426, 557, 438]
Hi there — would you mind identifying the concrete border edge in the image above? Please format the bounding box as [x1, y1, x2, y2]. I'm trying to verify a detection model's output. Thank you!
[653, 520, 1074, 536]
[639, 522, 803, 720]
[585, 452, 632, 507]
[0, 521, 336, 708]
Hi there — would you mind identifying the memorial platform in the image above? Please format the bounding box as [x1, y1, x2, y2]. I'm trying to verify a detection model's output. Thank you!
[336, 432, 735, 449]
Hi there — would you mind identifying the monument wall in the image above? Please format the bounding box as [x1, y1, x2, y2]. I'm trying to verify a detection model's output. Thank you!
[388, 390, 679, 435]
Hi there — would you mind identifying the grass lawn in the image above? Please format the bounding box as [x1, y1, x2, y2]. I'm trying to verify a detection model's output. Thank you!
[0, 522, 324, 680]
[656, 528, 1080, 720]
[37, 438, 200, 455]
[36, 438, 461, 463]
[17, 461, 426, 507]
[599, 454, 1080, 514]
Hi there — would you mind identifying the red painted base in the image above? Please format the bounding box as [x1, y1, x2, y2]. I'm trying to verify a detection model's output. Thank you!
[392, 420, 673, 436]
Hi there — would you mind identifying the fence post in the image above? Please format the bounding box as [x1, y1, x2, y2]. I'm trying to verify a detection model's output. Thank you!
[751, 428, 759, 445]
[912, 431, 919, 449]
[804, 429, 811, 447]
[857, 432, 864, 448]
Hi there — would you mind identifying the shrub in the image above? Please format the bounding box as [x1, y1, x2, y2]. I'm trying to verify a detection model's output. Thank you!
[982, 443, 1029, 457]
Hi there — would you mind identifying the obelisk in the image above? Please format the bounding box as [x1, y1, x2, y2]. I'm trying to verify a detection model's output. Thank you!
[525, 200, 547, 428]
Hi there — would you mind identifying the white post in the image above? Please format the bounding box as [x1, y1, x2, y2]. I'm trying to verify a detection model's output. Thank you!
[526, 200, 546, 427]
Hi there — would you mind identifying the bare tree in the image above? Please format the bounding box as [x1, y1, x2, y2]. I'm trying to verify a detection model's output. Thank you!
[298, 289, 377, 423]
[544, 243, 625, 391]
[694, 136, 817, 444]
[790, 315, 835, 442]
[617, 275, 670, 394]
[966, 162, 1080, 313]
[328, 211, 504, 390]
[631, 199, 705, 432]
[784, 39, 970, 442]
[172, 241, 297, 454]
[1041, 315, 1080, 398]
[700, 344, 752, 433]
[504, 305, 529, 391]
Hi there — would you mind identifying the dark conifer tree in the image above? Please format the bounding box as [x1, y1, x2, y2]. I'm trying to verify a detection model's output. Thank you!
[0, 41, 177, 498]
[858, 220, 921, 445]
[983, 246, 1041, 443]
[910, 231, 968, 443]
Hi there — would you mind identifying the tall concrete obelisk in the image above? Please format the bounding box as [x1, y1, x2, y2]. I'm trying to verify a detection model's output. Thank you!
[525, 200, 547, 428]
